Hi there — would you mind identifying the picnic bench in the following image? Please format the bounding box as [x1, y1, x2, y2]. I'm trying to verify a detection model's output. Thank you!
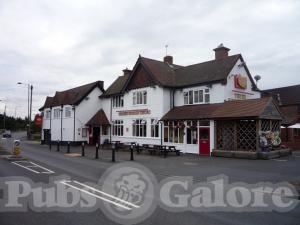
[142, 144, 181, 157]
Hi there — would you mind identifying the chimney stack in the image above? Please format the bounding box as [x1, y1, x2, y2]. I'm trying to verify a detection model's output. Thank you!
[213, 43, 230, 60]
[163, 55, 173, 65]
[122, 68, 131, 76]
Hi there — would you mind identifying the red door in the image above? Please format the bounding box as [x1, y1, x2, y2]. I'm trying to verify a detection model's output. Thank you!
[199, 128, 210, 155]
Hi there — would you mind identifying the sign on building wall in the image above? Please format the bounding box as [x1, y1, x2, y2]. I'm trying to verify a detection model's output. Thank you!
[34, 115, 43, 127]
[117, 109, 151, 116]
[234, 74, 247, 89]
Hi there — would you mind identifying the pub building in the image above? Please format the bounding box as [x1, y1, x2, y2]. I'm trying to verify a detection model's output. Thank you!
[40, 44, 283, 156]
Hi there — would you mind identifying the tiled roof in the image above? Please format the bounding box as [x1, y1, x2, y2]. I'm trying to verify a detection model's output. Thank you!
[279, 105, 300, 125]
[102, 54, 247, 97]
[263, 84, 300, 106]
[161, 98, 282, 121]
[101, 74, 130, 97]
[40, 81, 104, 110]
[86, 109, 110, 126]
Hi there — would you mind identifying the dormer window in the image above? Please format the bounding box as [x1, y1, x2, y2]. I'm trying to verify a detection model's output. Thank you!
[184, 88, 210, 105]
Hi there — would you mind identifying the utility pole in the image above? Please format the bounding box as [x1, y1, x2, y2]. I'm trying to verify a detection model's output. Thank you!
[0, 100, 5, 131]
[17, 82, 33, 139]
[3, 105, 6, 130]
[29, 85, 33, 139]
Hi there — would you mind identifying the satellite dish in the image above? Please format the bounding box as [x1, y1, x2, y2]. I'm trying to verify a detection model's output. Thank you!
[254, 75, 261, 82]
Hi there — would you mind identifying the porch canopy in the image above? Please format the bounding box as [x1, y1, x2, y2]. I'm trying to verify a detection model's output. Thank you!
[161, 97, 283, 152]
[86, 109, 110, 126]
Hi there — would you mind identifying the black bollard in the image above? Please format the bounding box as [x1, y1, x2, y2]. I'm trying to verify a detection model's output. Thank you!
[81, 142, 85, 157]
[57, 141, 60, 152]
[95, 143, 99, 159]
[136, 143, 140, 154]
[67, 141, 70, 154]
[164, 146, 167, 158]
[130, 144, 134, 161]
[49, 141, 52, 151]
[112, 144, 116, 162]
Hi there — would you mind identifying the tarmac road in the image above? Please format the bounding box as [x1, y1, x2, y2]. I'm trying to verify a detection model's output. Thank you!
[0, 132, 299, 225]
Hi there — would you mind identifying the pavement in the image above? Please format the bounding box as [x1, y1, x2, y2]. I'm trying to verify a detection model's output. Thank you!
[0, 132, 300, 225]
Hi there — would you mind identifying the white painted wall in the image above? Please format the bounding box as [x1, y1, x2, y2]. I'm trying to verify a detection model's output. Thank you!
[225, 59, 261, 100]
[41, 87, 103, 143]
[108, 86, 168, 145]
[174, 83, 226, 106]
[75, 87, 103, 142]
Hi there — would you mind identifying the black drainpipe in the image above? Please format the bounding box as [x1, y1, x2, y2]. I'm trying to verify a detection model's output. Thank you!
[73, 106, 76, 143]
[172, 89, 175, 108]
[160, 121, 163, 145]
[50, 107, 52, 144]
[110, 98, 112, 142]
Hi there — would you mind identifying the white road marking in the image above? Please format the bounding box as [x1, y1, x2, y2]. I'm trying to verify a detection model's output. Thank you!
[73, 180, 139, 208]
[271, 159, 288, 162]
[60, 180, 140, 210]
[28, 161, 55, 174]
[11, 161, 40, 173]
[11, 161, 55, 174]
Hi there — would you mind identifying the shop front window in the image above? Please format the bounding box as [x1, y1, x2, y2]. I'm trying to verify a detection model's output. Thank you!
[187, 121, 198, 144]
[132, 119, 147, 137]
[151, 119, 159, 137]
[164, 121, 184, 143]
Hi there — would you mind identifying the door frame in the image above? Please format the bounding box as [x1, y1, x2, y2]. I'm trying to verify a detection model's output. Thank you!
[199, 127, 210, 155]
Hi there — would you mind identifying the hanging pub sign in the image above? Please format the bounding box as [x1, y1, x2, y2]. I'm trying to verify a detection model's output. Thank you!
[234, 74, 247, 89]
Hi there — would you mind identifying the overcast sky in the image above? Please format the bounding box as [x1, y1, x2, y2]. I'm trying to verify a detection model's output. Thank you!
[0, 0, 300, 118]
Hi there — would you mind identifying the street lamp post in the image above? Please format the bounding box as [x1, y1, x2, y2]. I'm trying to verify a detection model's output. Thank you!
[0, 100, 6, 130]
[17, 82, 33, 139]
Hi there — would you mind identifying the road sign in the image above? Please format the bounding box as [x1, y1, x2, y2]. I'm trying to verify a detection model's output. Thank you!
[12, 140, 21, 156]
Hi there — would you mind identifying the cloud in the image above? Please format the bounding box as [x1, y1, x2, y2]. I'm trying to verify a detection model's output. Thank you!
[0, 0, 299, 117]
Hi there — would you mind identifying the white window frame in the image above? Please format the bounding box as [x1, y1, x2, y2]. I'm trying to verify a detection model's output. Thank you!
[163, 121, 184, 143]
[82, 128, 88, 137]
[113, 95, 124, 108]
[45, 110, 51, 119]
[53, 108, 61, 119]
[151, 119, 159, 138]
[234, 93, 246, 100]
[133, 90, 147, 105]
[112, 120, 124, 136]
[184, 88, 210, 105]
[132, 119, 147, 137]
[65, 107, 72, 117]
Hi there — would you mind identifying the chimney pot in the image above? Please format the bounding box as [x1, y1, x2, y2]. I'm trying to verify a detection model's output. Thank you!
[122, 68, 131, 76]
[163, 55, 173, 65]
[213, 43, 230, 60]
